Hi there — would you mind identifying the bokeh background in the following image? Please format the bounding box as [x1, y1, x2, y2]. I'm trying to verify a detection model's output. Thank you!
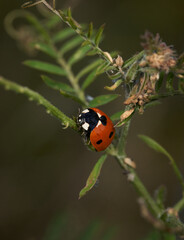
[0, 0, 184, 239]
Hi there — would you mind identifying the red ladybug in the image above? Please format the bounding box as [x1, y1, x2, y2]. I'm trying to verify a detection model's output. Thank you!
[78, 108, 115, 151]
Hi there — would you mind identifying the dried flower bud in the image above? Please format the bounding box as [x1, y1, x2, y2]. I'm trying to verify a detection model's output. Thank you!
[124, 158, 136, 169]
[103, 51, 113, 63]
[114, 55, 124, 67]
[120, 108, 134, 121]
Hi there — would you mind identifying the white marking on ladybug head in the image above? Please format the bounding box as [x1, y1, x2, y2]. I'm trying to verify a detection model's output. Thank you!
[96, 120, 102, 128]
[82, 122, 90, 131]
[97, 112, 101, 118]
[82, 109, 89, 113]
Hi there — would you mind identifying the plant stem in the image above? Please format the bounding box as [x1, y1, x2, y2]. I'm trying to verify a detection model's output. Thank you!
[0, 76, 78, 130]
[57, 56, 88, 107]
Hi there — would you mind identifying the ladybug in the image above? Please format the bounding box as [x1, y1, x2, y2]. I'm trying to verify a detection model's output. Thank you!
[78, 108, 115, 151]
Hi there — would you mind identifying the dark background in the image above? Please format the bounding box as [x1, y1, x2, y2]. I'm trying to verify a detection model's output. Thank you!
[0, 0, 184, 239]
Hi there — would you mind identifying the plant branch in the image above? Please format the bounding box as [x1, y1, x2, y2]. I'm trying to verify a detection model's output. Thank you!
[0, 76, 78, 130]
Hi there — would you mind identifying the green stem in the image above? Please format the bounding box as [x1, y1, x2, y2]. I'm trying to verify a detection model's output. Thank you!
[166, 153, 184, 195]
[0, 76, 78, 131]
[57, 56, 88, 107]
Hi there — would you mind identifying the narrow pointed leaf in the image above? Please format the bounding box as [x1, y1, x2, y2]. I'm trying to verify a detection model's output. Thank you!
[41, 75, 74, 92]
[53, 28, 76, 43]
[67, 7, 72, 18]
[26, 14, 49, 41]
[88, 94, 119, 108]
[95, 24, 105, 46]
[24, 60, 66, 76]
[155, 72, 164, 92]
[105, 79, 123, 91]
[110, 110, 125, 121]
[166, 72, 174, 92]
[60, 90, 85, 105]
[125, 61, 139, 83]
[154, 185, 166, 210]
[88, 22, 93, 38]
[79, 154, 107, 199]
[76, 59, 103, 80]
[68, 45, 91, 65]
[81, 70, 97, 90]
[138, 135, 171, 157]
[45, 15, 61, 29]
[178, 78, 184, 93]
[34, 42, 57, 58]
[59, 36, 83, 54]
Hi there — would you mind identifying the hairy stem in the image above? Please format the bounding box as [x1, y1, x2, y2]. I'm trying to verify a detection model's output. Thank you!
[0, 76, 78, 130]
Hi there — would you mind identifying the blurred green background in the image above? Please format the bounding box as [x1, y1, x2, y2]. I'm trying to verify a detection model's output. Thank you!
[0, 0, 184, 239]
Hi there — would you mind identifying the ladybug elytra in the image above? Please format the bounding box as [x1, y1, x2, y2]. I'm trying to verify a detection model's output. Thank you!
[78, 108, 115, 151]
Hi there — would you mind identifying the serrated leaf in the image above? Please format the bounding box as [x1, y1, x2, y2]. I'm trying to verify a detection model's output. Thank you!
[95, 24, 105, 46]
[53, 28, 76, 43]
[60, 90, 84, 105]
[155, 72, 164, 92]
[110, 110, 125, 121]
[68, 45, 91, 65]
[88, 22, 93, 38]
[59, 36, 83, 55]
[79, 154, 107, 199]
[154, 185, 166, 210]
[42, 75, 74, 92]
[34, 42, 57, 58]
[82, 70, 97, 90]
[88, 94, 119, 108]
[24, 60, 66, 76]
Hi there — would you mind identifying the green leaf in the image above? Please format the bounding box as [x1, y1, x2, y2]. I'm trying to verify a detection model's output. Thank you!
[125, 61, 139, 83]
[95, 24, 105, 46]
[45, 15, 61, 29]
[154, 185, 166, 210]
[81, 70, 97, 90]
[76, 59, 103, 80]
[68, 45, 91, 65]
[78, 220, 101, 240]
[88, 94, 119, 108]
[87, 22, 93, 38]
[41, 75, 74, 92]
[53, 28, 76, 43]
[59, 36, 83, 55]
[123, 50, 145, 68]
[138, 135, 171, 159]
[24, 60, 66, 76]
[110, 110, 125, 121]
[26, 14, 49, 41]
[105, 79, 123, 91]
[60, 90, 85, 105]
[79, 154, 107, 199]
[166, 72, 174, 92]
[142, 230, 176, 240]
[155, 72, 164, 92]
[43, 213, 68, 240]
[34, 42, 57, 58]
[178, 78, 184, 93]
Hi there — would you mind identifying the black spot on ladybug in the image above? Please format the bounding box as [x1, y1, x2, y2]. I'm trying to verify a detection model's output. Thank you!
[109, 131, 114, 139]
[96, 139, 103, 144]
[100, 115, 107, 126]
